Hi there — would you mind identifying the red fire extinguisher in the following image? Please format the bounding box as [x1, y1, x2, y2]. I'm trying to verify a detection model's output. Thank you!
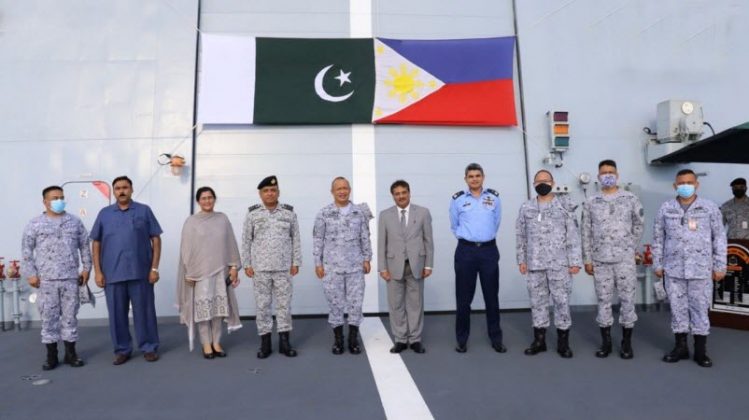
[643, 244, 653, 266]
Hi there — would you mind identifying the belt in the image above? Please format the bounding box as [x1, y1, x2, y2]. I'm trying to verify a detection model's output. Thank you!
[459, 239, 496, 247]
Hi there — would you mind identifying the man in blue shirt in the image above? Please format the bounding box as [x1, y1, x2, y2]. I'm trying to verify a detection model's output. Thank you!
[449, 163, 505, 353]
[91, 176, 162, 365]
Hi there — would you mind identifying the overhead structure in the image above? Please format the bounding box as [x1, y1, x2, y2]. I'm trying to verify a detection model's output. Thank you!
[650, 122, 749, 164]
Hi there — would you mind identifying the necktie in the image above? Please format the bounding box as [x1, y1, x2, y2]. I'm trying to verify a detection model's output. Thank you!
[400, 209, 407, 232]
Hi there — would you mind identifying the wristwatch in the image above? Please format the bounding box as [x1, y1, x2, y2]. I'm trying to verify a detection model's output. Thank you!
[151, 268, 159, 273]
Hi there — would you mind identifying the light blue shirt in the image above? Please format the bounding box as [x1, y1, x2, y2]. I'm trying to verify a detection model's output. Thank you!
[449, 188, 501, 242]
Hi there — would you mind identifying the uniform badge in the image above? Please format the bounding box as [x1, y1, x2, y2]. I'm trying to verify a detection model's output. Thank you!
[482, 196, 495, 209]
[688, 218, 698, 231]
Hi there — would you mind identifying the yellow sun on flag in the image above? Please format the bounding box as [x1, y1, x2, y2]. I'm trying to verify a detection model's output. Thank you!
[384, 64, 425, 104]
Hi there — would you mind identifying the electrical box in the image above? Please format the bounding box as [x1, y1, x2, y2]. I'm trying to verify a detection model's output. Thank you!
[656, 100, 703, 143]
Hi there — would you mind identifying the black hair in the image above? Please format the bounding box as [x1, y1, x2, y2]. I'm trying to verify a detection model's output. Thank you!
[42, 185, 63, 198]
[598, 159, 617, 169]
[390, 179, 410, 194]
[195, 186, 216, 202]
[465, 163, 484, 176]
[676, 169, 697, 179]
[112, 176, 133, 187]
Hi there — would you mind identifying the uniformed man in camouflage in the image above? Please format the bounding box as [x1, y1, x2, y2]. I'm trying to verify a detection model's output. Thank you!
[581, 160, 644, 359]
[21, 185, 91, 370]
[653, 169, 726, 367]
[313, 176, 373, 355]
[242, 175, 302, 359]
[516, 170, 582, 358]
[720, 177, 749, 239]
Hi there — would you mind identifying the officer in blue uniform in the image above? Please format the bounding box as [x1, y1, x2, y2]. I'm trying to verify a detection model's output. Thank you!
[449, 163, 505, 353]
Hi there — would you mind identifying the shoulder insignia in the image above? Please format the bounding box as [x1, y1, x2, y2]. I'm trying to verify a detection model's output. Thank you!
[486, 188, 499, 197]
[280, 203, 294, 212]
[452, 190, 465, 200]
[248, 204, 261, 212]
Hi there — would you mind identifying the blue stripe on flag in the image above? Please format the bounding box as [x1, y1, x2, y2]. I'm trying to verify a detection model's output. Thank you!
[378, 37, 515, 83]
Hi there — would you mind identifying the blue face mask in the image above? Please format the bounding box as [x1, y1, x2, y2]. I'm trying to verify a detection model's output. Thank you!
[50, 199, 66, 214]
[676, 184, 695, 198]
[599, 174, 617, 188]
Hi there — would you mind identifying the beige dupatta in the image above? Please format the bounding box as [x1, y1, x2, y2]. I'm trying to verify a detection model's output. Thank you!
[176, 211, 242, 351]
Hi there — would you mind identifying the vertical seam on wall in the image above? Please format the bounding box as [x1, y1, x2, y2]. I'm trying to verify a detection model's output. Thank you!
[350, 0, 379, 313]
[512, 0, 531, 200]
[189, 0, 202, 215]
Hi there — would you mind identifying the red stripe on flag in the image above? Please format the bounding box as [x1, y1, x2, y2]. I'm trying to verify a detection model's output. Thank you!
[375, 79, 517, 126]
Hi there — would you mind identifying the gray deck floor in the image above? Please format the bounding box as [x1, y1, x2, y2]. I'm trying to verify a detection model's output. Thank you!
[1, 310, 747, 420]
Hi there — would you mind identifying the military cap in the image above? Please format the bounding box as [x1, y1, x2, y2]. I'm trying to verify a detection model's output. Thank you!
[257, 175, 278, 190]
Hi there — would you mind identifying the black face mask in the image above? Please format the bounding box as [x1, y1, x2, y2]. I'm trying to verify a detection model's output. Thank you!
[535, 183, 552, 196]
[733, 188, 746, 198]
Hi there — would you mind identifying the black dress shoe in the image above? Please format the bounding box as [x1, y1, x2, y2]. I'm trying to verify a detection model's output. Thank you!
[203, 351, 215, 360]
[492, 343, 507, 353]
[410, 342, 426, 354]
[455, 343, 467, 353]
[212, 346, 227, 358]
[390, 342, 408, 353]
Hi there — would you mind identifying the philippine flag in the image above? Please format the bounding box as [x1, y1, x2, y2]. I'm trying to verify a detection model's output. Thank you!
[373, 37, 517, 126]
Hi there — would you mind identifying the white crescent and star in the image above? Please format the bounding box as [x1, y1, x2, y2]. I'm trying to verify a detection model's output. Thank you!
[314, 64, 354, 103]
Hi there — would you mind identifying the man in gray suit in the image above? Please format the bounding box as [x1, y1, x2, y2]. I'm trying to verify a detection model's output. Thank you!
[378, 180, 434, 354]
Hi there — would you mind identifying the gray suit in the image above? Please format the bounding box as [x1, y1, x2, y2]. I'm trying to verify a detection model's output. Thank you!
[377, 204, 434, 343]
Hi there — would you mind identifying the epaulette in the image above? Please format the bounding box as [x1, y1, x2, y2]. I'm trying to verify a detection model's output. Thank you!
[452, 190, 465, 200]
[486, 188, 499, 197]
[280, 203, 294, 212]
[248, 204, 261, 212]
[356, 202, 374, 220]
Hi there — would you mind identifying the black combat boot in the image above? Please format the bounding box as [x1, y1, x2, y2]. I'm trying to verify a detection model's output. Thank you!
[556, 328, 573, 358]
[63, 341, 84, 367]
[524, 327, 547, 356]
[278, 331, 298, 357]
[332, 326, 344, 355]
[42, 342, 59, 371]
[662, 333, 689, 363]
[620, 327, 634, 359]
[257, 333, 272, 359]
[595, 327, 612, 358]
[693, 335, 713, 368]
[348, 325, 362, 354]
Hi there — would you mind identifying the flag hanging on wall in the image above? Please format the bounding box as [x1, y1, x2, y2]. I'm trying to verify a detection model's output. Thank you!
[198, 34, 517, 127]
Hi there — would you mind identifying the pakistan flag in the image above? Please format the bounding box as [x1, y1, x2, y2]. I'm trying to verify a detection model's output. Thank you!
[253, 38, 375, 124]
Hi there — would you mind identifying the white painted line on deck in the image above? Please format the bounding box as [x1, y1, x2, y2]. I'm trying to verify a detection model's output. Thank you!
[359, 317, 434, 420]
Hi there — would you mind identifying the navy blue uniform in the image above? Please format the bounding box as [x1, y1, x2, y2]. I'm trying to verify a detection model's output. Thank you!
[449, 188, 502, 346]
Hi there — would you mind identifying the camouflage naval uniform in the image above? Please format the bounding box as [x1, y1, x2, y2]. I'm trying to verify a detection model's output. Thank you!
[313, 202, 373, 327]
[21, 213, 92, 343]
[516, 196, 582, 329]
[581, 190, 644, 328]
[653, 197, 726, 335]
[242, 203, 302, 335]
[720, 197, 749, 239]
